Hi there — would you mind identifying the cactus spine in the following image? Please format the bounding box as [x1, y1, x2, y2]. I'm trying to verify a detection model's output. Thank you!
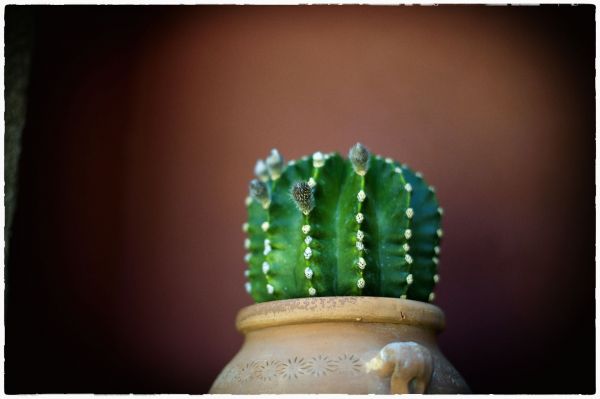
[244, 144, 442, 303]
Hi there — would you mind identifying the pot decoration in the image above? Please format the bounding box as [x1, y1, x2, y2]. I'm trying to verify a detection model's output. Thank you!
[210, 144, 469, 394]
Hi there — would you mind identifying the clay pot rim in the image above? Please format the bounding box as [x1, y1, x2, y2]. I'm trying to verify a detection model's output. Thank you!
[236, 296, 445, 334]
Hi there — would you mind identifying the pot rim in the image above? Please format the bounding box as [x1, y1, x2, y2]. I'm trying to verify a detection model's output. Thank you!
[236, 296, 445, 334]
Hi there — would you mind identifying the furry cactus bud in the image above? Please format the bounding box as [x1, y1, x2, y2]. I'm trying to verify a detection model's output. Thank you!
[349, 142, 370, 176]
[249, 179, 270, 208]
[291, 181, 315, 215]
[254, 159, 269, 182]
[266, 149, 284, 180]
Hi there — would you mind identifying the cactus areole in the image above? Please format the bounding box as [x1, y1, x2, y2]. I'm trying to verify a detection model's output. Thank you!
[244, 143, 442, 303]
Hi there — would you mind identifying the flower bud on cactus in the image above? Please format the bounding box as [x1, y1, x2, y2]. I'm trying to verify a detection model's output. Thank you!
[243, 143, 442, 304]
[254, 159, 269, 182]
[349, 142, 370, 176]
[249, 179, 270, 208]
[291, 181, 315, 215]
[266, 149, 284, 180]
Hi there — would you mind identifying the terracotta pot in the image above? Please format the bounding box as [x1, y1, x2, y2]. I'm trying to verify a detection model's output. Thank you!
[210, 296, 469, 394]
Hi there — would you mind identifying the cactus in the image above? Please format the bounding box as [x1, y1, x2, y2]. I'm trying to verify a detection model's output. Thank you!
[243, 143, 442, 303]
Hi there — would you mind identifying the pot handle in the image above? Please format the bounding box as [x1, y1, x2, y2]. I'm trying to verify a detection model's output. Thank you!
[365, 341, 433, 394]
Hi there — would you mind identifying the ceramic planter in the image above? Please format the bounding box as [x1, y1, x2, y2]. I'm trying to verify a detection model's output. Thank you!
[210, 296, 469, 394]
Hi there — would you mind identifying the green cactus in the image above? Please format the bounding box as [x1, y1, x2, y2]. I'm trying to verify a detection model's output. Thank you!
[243, 143, 442, 303]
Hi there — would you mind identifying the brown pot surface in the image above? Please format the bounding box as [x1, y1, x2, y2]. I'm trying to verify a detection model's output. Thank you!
[210, 296, 470, 394]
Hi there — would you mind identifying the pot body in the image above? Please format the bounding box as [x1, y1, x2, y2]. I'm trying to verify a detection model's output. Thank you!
[210, 297, 469, 394]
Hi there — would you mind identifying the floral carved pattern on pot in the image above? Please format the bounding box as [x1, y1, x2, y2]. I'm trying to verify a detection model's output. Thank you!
[222, 354, 369, 383]
[336, 354, 362, 375]
[236, 361, 257, 382]
[281, 356, 310, 379]
[307, 355, 337, 377]
[256, 360, 283, 381]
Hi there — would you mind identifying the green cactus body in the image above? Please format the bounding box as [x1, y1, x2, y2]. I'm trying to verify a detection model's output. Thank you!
[244, 145, 442, 303]
[401, 164, 443, 302]
[362, 157, 412, 298]
[244, 191, 270, 302]
[263, 159, 312, 299]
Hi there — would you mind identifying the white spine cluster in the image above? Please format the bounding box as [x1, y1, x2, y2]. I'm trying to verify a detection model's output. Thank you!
[354, 185, 366, 290]
[356, 213, 364, 224]
[305, 233, 316, 290]
[428, 202, 443, 307]
[262, 261, 270, 274]
[390, 162, 416, 294]
[303, 213, 316, 292]
[357, 190, 366, 202]
[304, 267, 313, 279]
[312, 151, 325, 168]
[304, 247, 312, 260]
[261, 221, 269, 232]
[304, 165, 321, 295]
[357, 257, 366, 270]
[263, 239, 271, 255]
[356, 230, 364, 241]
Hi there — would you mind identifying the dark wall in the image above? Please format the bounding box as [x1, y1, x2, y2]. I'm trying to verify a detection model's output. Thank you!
[6, 5, 595, 394]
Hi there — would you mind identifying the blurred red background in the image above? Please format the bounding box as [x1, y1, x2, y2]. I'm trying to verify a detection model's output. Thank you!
[6, 5, 595, 393]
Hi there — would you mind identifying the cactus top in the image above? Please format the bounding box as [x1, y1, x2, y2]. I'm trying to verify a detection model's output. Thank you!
[243, 143, 442, 304]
